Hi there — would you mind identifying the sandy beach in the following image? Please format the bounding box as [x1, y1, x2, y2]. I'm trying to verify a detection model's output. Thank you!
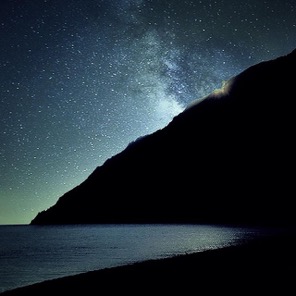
[1, 231, 296, 295]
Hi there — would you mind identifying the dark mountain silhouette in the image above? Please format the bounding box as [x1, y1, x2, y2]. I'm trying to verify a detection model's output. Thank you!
[31, 48, 296, 226]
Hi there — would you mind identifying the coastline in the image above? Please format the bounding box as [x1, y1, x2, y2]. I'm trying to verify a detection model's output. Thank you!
[1, 231, 296, 295]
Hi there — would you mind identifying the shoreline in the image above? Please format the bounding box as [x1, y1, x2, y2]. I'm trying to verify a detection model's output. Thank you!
[2, 232, 296, 294]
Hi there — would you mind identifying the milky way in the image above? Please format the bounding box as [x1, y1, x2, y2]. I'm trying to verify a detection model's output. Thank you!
[1, 0, 295, 224]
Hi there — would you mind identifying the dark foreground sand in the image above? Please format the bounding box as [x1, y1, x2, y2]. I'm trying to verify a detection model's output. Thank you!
[2, 231, 296, 295]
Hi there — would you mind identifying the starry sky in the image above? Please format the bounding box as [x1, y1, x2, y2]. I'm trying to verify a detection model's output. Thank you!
[1, 0, 295, 225]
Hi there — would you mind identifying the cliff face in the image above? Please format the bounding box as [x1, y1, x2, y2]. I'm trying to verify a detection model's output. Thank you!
[31, 49, 296, 226]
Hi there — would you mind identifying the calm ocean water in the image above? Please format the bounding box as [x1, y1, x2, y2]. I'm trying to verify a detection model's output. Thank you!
[0, 224, 272, 293]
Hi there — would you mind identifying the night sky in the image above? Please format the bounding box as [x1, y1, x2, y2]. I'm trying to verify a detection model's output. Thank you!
[1, 0, 295, 224]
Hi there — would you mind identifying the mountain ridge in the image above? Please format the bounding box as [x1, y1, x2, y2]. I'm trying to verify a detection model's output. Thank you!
[31, 48, 296, 226]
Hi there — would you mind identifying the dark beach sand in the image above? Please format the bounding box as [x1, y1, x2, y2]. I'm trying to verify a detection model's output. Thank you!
[2, 231, 296, 295]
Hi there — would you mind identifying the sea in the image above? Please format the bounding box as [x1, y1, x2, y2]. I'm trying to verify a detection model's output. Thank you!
[0, 224, 276, 293]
